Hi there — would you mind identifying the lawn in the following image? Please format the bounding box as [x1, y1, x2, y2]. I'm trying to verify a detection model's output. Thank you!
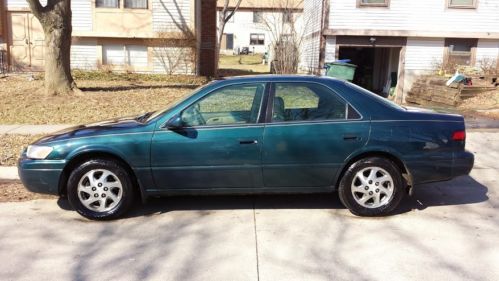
[0, 134, 43, 166]
[0, 73, 206, 124]
[219, 54, 270, 76]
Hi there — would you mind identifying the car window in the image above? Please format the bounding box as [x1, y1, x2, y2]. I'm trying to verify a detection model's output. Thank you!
[181, 83, 265, 126]
[272, 83, 346, 122]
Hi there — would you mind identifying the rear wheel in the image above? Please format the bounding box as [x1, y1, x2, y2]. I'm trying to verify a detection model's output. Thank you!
[338, 157, 404, 216]
[67, 159, 135, 220]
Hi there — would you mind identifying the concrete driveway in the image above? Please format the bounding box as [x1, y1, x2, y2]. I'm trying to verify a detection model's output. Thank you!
[0, 130, 498, 281]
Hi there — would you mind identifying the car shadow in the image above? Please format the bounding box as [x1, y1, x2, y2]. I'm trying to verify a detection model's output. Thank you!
[56, 175, 488, 219]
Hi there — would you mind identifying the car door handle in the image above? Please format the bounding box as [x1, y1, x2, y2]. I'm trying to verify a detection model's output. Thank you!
[239, 140, 258, 145]
[343, 134, 360, 141]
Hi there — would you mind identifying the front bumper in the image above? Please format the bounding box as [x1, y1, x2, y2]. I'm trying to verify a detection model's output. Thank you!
[452, 150, 474, 178]
[18, 157, 67, 195]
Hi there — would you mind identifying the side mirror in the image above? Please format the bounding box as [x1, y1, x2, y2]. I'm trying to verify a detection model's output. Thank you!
[165, 114, 183, 130]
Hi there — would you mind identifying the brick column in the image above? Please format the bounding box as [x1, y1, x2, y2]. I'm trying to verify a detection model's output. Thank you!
[198, 0, 216, 77]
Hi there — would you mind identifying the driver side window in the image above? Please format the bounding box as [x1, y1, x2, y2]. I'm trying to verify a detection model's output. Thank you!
[181, 83, 265, 127]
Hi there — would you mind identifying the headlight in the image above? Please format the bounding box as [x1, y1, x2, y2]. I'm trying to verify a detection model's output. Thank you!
[26, 145, 54, 159]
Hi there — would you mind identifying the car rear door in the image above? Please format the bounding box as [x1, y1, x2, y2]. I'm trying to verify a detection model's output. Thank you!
[261, 82, 369, 188]
[150, 82, 267, 190]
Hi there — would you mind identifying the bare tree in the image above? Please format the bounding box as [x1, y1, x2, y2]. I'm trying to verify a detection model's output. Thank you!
[258, 0, 305, 74]
[216, 0, 243, 76]
[27, 0, 77, 95]
[152, 31, 197, 75]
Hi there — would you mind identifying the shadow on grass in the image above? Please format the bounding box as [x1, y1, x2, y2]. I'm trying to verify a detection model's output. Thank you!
[79, 84, 199, 93]
[218, 68, 269, 77]
[56, 175, 488, 219]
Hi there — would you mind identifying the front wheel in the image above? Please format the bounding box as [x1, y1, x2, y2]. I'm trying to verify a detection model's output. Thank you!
[67, 159, 135, 220]
[338, 157, 405, 216]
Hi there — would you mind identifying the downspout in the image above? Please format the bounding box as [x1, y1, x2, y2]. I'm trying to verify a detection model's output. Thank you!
[318, 0, 329, 74]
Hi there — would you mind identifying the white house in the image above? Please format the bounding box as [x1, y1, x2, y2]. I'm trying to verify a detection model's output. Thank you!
[0, 0, 218, 76]
[217, 0, 304, 55]
[301, 0, 499, 101]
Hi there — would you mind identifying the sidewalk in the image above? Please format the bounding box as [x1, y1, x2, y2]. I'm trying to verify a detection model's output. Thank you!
[0, 167, 18, 180]
[0, 125, 73, 135]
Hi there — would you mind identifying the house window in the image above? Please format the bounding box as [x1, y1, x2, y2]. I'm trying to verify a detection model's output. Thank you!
[445, 38, 478, 66]
[125, 0, 147, 9]
[448, 0, 477, 8]
[250, 34, 265, 45]
[103, 45, 148, 67]
[253, 12, 264, 23]
[96, 0, 119, 8]
[358, 0, 390, 7]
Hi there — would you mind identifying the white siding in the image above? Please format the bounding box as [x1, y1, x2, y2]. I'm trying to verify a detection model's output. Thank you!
[152, 0, 191, 32]
[72, 0, 92, 31]
[152, 47, 194, 74]
[71, 42, 98, 70]
[299, 0, 323, 72]
[6, 0, 47, 10]
[324, 37, 336, 63]
[329, 0, 499, 34]
[405, 38, 445, 70]
[476, 39, 499, 64]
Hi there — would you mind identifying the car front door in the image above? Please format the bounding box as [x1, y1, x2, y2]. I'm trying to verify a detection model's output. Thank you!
[262, 82, 369, 189]
[151, 82, 267, 190]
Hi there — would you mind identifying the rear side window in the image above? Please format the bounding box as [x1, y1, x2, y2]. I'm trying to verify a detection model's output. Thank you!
[271, 83, 347, 122]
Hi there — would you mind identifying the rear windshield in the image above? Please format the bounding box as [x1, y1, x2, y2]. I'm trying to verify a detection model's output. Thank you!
[345, 81, 405, 111]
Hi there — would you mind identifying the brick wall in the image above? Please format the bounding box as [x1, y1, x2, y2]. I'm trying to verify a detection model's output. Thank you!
[199, 0, 217, 77]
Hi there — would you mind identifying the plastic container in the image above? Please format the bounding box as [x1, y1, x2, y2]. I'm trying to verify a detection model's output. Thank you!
[325, 62, 357, 81]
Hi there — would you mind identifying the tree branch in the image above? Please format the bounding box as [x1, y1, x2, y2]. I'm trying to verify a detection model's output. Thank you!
[224, 0, 243, 22]
[26, 0, 46, 20]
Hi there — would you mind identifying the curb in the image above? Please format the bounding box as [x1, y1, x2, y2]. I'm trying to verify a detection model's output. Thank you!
[0, 167, 19, 180]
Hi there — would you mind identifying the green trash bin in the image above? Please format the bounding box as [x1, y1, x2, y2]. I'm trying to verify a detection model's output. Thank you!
[325, 62, 357, 81]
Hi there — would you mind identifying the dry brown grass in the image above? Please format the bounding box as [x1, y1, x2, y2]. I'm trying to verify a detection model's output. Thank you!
[0, 75, 200, 124]
[459, 90, 499, 119]
[0, 134, 43, 166]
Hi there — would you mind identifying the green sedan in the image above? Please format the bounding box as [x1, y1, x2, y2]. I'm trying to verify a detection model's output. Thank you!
[18, 75, 474, 220]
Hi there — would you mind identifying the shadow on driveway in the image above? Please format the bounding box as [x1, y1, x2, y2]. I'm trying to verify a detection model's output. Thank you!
[56, 175, 488, 219]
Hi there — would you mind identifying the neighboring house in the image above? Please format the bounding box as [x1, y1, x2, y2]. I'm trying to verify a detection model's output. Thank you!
[0, 0, 217, 76]
[301, 0, 499, 101]
[217, 0, 303, 55]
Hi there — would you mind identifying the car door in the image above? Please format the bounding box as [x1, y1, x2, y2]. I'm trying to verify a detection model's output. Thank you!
[262, 82, 369, 188]
[151, 82, 267, 190]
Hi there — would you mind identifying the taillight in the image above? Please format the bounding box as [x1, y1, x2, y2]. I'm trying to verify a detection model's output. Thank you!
[452, 130, 466, 141]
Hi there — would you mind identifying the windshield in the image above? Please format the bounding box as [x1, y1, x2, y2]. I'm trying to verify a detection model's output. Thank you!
[145, 82, 214, 122]
[345, 81, 406, 111]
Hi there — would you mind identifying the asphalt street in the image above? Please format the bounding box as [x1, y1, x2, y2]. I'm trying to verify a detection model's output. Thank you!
[0, 130, 498, 281]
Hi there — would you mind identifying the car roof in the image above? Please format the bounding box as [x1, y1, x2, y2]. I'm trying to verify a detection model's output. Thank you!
[216, 74, 346, 84]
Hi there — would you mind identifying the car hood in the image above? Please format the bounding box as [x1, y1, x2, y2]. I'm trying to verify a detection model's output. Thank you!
[34, 115, 150, 145]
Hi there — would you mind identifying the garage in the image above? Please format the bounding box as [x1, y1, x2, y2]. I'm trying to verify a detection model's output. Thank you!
[335, 36, 406, 97]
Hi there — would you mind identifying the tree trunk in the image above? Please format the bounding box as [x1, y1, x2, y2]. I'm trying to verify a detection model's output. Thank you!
[43, 24, 76, 95]
[28, 0, 77, 95]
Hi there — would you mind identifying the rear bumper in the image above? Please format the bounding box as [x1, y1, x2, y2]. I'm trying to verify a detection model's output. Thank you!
[452, 150, 474, 178]
[18, 157, 66, 196]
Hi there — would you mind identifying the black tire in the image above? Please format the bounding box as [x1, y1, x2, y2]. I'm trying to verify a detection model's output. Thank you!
[67, 159, 135, 220]
[338, 157, 405, 216]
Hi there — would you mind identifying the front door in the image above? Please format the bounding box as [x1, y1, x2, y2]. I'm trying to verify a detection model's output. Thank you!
[8, 12, 44, 71]
[262, 82, 369, 188]
[151, 83, 267, 190]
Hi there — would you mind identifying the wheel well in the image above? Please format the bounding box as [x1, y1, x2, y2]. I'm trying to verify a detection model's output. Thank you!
[336, 151, 411, 189]
[58, 152, 142, 200]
